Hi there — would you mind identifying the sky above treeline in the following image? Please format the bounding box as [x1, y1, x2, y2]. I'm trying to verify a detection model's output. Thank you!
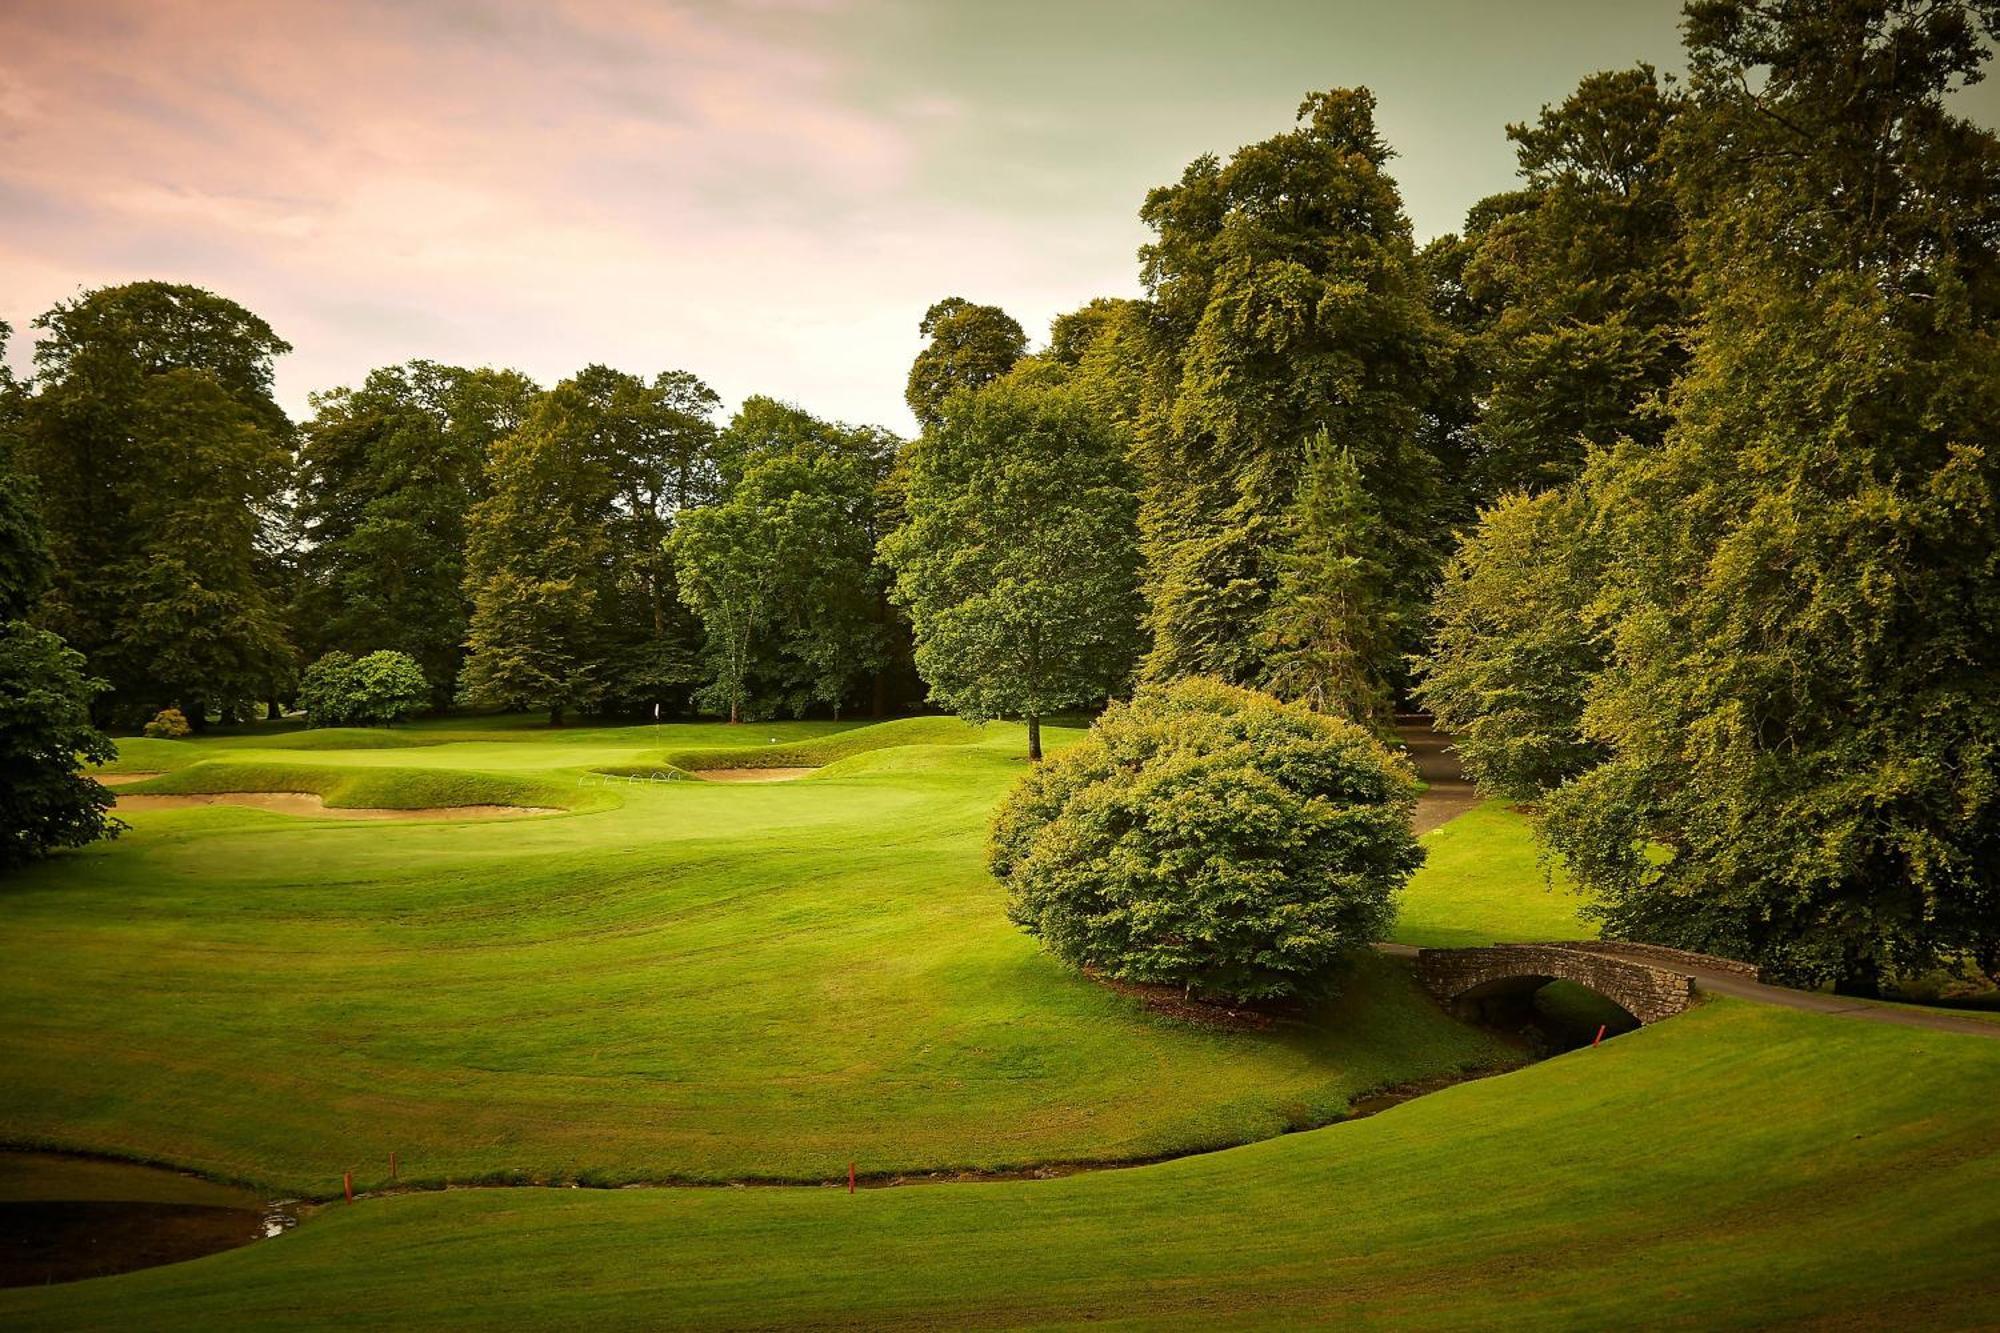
[4, 0, 1997, 434]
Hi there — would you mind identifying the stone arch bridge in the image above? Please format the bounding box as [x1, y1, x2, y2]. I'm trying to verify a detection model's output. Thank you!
[1412, 941, 1760, 1026]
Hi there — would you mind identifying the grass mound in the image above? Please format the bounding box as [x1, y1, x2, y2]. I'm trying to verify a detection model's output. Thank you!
[122, 760, 582, 814]
[657, 715, 987, 773]
[211, 728, 447, 752]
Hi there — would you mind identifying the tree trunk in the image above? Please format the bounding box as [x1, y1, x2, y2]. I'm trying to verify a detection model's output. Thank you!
[729, 695, 740, 724]
[1833, 952, 1883, 998]
[549, 705, 565, 727]
[1977, 937, 2000, 985]
[871, 668, 887, 719]
[1027, 713, 1042, 762]
[266, 698, 281, 721]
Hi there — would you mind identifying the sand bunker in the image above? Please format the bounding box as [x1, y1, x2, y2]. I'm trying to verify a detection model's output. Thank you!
[693, 767, 818, 783]
[113, 792, 555, 821]
[95, 772, 164, 786]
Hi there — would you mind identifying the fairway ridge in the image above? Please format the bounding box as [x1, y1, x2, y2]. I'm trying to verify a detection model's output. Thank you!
[2, 999, 1995, 1328]
[692, 767, 817, 783]
[114, 793, 556, 820]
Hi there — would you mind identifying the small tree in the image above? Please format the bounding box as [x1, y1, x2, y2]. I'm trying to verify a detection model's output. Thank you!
[298, 651, 358, 726]
[141, 707, 192, 739]
[1414, 484, 1606, 800]
[668, 502, 774, 724]
[990, 678, 1421, 1002]
[347, 651, 431, 725]
[1257, 434, 1401, 729]
[880, 378, 1143, 760]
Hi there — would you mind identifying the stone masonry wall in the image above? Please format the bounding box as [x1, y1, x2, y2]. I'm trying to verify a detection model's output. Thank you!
[1413, 944, 1699, 1025]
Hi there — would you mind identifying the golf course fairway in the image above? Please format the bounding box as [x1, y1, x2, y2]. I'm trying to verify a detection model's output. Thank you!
[2, 715, 1995, 1328]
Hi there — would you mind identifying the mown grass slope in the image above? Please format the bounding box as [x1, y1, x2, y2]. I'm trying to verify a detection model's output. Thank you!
[2, 716, 1512, 1195]
[4, 998, 1994, 1329]
[1397, 799, 1593, 946]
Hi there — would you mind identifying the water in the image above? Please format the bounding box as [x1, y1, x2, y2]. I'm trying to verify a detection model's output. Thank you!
[0, 1152, 288, 1288]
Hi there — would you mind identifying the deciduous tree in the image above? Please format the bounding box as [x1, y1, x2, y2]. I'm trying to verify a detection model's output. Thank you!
[1133, 89, 1448, 687]
[904, 297, 1026, 430]
[673, 399, 895, 720]
[1448, 67, 1690, 498]
[881, 378, 1142, 760]
[0, 377, 118, 868]
[459, 365, 720, 724]
[1414, 485, 1606, 800]
[18, 284, 296, 726]
[294, 361, 540, 706]
[1542, 0, 2000, 992]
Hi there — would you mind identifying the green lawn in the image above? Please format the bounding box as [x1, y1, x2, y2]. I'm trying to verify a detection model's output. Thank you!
[0, 716, 1512, 1195]
[4, 999, 1994, 1330]
[7, 714, 1996, 1328]
[1397, 799, 1594, 946]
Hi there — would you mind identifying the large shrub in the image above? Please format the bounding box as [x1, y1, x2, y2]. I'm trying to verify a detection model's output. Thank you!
[989, 678, 1421, 1002]
[0, 623, 119, 869]
[141, 707, 192, 739]
[300, 650, 430, 727]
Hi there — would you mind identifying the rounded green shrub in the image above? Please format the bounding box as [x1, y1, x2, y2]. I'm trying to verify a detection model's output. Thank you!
[300, 650, 430, 727]
[990, 678, 1422, 1003]
[141, 707, 192, 739]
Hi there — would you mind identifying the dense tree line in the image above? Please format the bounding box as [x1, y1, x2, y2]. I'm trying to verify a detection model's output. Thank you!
[1423, 0, 2000, 992]
[6, 0, 1997, 1005]
[4, 309, 918, 735]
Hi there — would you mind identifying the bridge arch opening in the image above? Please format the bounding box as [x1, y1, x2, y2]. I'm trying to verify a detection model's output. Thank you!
[1450, 976, 1642, 1049]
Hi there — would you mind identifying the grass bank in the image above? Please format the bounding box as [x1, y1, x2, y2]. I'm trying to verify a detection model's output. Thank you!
[2, 999, 1993, 1328]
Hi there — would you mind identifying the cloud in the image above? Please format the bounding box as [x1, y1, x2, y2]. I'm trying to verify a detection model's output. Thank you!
[0, 0, 1073, 430]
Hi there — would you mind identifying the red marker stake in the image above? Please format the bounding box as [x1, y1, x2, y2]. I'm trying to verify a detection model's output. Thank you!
[848, 1161, 855, 1194]
[390, 1151, 398, 1180]
[344, 1171, 353, 1202]
[1593, 1024, 1607, 1048]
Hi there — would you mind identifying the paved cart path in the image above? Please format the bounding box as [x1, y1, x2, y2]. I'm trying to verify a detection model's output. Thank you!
[1397, 717, 1480, 835]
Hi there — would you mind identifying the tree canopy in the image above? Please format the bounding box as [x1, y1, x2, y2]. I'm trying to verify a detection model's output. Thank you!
[17, 282, 295, 725]
[904, 297, 1027, 430]
[0, 372, 118, 868]
[881, 376, 1143, 760]
[1132, 88, 1448, 692]
[294, 361, 540, 706]
[1530, 0, 2000, 991]
[1439, 65, 1690, 498]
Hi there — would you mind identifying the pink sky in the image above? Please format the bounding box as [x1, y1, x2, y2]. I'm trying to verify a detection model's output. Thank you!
[3, 0, 1105, 429]
[8, 0, 1878, 432]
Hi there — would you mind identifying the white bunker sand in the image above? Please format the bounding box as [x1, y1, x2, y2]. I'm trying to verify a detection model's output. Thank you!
[694, 768, 818, 783]
[114, 792, 555, 821]
[95, 772, 165, 786]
